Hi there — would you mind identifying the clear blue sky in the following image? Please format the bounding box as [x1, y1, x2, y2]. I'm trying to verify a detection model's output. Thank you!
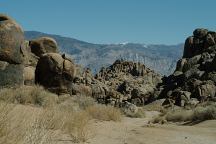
[1, 0, 216, 44]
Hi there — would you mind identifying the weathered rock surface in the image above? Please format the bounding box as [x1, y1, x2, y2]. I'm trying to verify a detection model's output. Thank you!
[22, 37, 60, 86]
[0, 14, 25, 87]
[0, 14, 25, 64]
[35, 53, 76, 94]
[94, 60, 162, 106]
[0, 61, 24, 87]
[183, 28, 216, 58]
[160, 28, 216, 107]
[29, 37, 58, 57]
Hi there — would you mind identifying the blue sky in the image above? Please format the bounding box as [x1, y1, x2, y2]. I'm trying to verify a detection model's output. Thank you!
[1, 0, 216, 44]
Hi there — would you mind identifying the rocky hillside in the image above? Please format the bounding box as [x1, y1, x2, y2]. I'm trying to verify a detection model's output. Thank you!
[1, 13, 215, 110]
[0, 14, 159, 109]
[160, 28, 216, 107]
[25, 31, 183, 75]
[95, 60, 162, 106]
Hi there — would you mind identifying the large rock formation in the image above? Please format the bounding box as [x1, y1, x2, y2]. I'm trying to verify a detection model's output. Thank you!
[183, 28, 215, 58]
[95, 60, 162, 106]
[160, 28, 216, 107]
[0, 14, 76, 94]
[35, 53, 76, 94]
[29, 37, 58, 57]
[0, 14, 25, 87]
[71, 67, 110, 101]
[22, 37, 59, 85]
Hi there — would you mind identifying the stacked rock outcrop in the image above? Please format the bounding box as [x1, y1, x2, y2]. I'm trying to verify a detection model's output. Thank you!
[72, 67, 110, 101]
[95, 60, 162, 106]
[35, 53, 76, 94]
[24, 37, 59, 85]
[160, 28, 216, 107]
[0, 14, 25, 87]
[29, 37, 58, 57]
[0, 14, 77, 95]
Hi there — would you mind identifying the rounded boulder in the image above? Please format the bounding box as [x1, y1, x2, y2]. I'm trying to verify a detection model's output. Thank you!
[0, 14, 25, 64]
[35, 53, 76, 94]
[29, 37, 58, 57]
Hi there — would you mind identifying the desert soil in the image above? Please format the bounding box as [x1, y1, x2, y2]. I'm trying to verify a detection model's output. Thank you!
[57, 111, 216, 144]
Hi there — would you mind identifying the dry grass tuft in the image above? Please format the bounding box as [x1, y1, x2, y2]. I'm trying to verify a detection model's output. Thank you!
[193, 104, 216, 121]
[143, 99, 166, 112]
[0, 85, 58, 107]
[124, 108, 146, 118]
[86, 104, 122, 122]
[0, 102, 93, 143]
[165, 109, 194, 122]
[152, 102, 216, 123]
[63, 111, 92, 143]
[0, 86, 123, 143]
[0, 102, 52, 144]
[73, 95, 96, 109]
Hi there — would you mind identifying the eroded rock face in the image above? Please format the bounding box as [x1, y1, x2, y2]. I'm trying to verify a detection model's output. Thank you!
[0, 14, 25, 64]
[71, 67, 110, 102]
[160, 28, 216, 107]
[35, 53, 76, 94]
[29, 37, 58, 57]
[0, 61, 24, 87]
[95, 60, 162, 106]
[23, 36, 60, 86]
[183, 28, 216, 58]
[0, 14, 25, 87]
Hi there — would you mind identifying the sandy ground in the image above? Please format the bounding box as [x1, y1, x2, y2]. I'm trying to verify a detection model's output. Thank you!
[56, 111, 216, 144]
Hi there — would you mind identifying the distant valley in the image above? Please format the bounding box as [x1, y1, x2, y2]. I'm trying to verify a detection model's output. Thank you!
[25, 31, 183, 75]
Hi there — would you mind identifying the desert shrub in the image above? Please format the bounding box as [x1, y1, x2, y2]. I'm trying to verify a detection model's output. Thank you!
[152, 102, 216, 123]
[193, 105, 216, 121]
[0, 87, 122, 143]
[0, 85, 58, 107]
[124, 108, 146, 118]
[0, 102, 14, 138]
[0, 102, 52, 144]
[57, 96, 80, 113]
[165, 109, 194, 122]
[143, 101, 165, 112]
[86, 104, 122, 121]
[73, 95, 96, 109]
[63, 111, 92, 143]
[143, 99, 166, 113]
[0, 102, 92, 143]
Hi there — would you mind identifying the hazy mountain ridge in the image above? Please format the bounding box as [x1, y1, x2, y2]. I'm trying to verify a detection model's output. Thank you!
[25, 31, 183, 75]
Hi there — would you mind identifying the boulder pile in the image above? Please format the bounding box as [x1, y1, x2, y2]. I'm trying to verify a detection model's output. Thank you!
[0, 14, 25, 87]
[160, 28, 216, 107]
[0, 14, 76, 95]
[35, 53, 76, 94]
[71, 67, 110, 101]
[95, 60, 162, 106]
[1, 14, 215, 109]
[29, 37, 58, 57]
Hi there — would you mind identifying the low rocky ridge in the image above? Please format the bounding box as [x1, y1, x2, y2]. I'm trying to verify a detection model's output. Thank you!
[160, 28, 216, 107]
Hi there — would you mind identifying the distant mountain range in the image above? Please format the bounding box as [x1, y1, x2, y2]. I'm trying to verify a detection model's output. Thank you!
[25, 31, 184, 75]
